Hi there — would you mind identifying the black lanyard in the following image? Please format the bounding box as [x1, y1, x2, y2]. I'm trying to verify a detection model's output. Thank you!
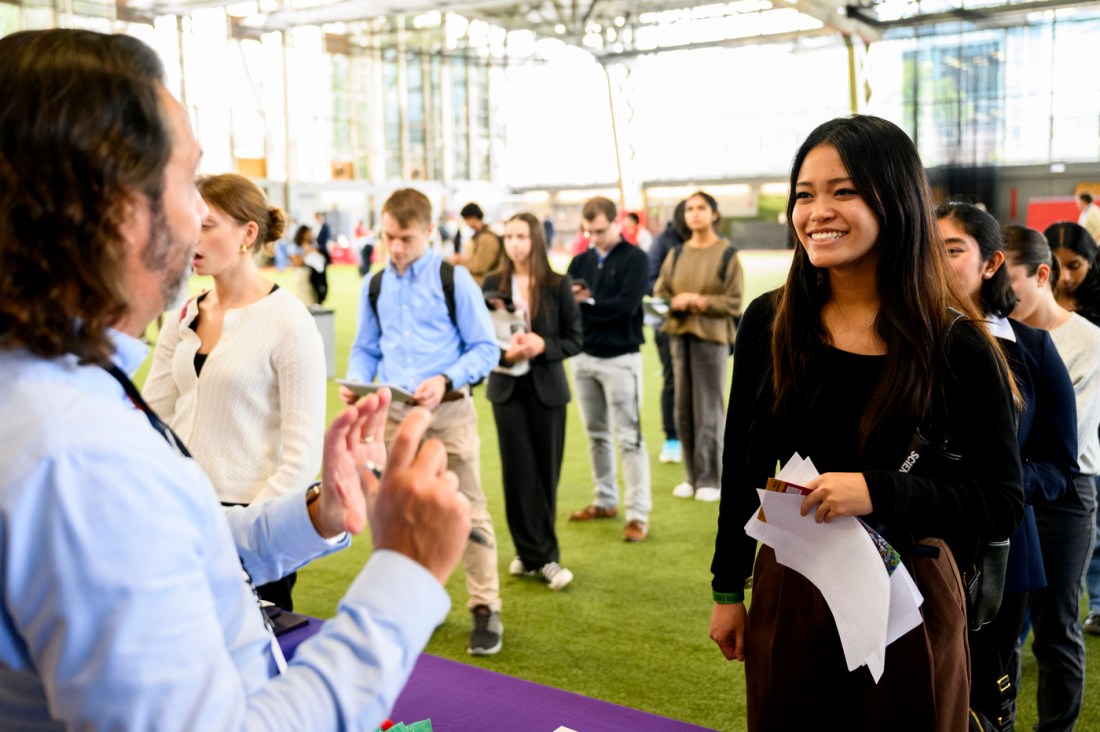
[102, 363, 279, 638]
[103, 364, 191, 459]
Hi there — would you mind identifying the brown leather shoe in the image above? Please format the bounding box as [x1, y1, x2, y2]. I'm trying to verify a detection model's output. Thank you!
[569, 504, 618, 521]
[622, 520, 648, 542]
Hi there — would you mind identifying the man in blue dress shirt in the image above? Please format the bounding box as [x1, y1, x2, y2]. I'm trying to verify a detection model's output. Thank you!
[0, 29, 471, 730]
[341, 189, 503, 656]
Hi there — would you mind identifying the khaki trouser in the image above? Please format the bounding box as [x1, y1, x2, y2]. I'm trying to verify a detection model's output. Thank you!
[385, 396, 501, 611]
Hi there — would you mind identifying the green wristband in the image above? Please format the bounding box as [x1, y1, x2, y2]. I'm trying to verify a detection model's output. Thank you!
[713, 590, 744, 604]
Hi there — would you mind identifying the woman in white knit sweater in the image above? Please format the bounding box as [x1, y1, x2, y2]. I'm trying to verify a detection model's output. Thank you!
[144, 173, 326, 609]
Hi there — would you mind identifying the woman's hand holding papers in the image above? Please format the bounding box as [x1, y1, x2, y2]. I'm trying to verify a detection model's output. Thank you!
[709, 602, 747, 662]
[800, 472, 873, 523]
[505, 332, 544, 362]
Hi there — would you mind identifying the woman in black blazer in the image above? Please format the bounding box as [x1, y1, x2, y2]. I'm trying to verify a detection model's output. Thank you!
[937, 202, 1078, 730]
[483, 212, 583, 591]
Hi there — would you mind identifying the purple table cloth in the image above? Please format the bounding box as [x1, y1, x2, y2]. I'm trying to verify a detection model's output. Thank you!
[278, 619, 716, 731]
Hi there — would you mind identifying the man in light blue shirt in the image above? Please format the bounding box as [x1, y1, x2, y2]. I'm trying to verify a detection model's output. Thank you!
[341, 189, 504, 655]
[0, 29, 471, 730]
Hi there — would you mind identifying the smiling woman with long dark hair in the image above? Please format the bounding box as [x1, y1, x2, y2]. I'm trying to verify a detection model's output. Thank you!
[708, 116, 1023, 730]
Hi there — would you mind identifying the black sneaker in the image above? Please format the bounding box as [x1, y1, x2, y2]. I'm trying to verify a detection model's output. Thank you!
[467, 604, 502, 656]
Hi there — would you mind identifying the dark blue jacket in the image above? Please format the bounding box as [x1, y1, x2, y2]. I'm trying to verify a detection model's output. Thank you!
[1001, 319, 1079, 593]
[647, 223, 683, 295]
[567, 239, 647, 358]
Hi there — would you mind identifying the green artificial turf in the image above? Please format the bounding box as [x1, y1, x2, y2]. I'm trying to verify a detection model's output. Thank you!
[136, 258, 1098, 731]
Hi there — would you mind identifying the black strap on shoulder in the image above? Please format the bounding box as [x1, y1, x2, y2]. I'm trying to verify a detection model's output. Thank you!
[103, 364, 192, 459]
[368, 269, 383, 328]
[719, 245, 738, 281]
[368, 261, 457, 334]
[670, 243, 738, 282]
[439, 260, 457, 328]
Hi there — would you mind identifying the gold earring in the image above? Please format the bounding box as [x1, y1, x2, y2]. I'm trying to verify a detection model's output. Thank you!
[240, 244, 249, 254]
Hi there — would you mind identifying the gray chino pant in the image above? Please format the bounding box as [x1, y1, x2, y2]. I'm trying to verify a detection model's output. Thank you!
[572, 352, 651, 524]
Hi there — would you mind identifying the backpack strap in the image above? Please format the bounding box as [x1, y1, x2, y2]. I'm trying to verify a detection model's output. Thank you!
[369, 261, 458, 335]
[439, 260, 457, 328]
[670, 243, 684, 277]
[368, 270, 383, 333]
[719, 245, 738, 281]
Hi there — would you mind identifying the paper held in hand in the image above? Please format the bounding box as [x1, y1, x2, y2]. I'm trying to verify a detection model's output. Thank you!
[744, 453, 924, 683]
[490, 307, 530, 377]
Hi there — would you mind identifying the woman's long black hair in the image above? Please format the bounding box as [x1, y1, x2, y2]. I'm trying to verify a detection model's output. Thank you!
[936, 201, 1017, 317]
[773, 115, 1008, 450]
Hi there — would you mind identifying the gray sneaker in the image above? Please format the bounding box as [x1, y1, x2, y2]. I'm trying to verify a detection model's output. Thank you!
[468, 605, 503, 655]
[539, 561, 574, 591]
[1085, 611, 1100, 636]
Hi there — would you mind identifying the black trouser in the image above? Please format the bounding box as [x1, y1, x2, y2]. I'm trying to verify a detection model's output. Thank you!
[969, 590, 1029, 730]
[491, 373, 566, 570]
[225, 501, 298, 611]
[1028, 474, 1096, 732]
[257, 574, 297, 611]
[654, 325, 676, 441]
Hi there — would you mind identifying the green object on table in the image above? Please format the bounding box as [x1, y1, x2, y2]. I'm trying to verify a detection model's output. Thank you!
[406, 721, 433, 731]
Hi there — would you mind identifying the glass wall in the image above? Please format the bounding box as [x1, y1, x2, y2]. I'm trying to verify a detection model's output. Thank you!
[2, 4, 1096, 189]
[866, 16, 1100, 166]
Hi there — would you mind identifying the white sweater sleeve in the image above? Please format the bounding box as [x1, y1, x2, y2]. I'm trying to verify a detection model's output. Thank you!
[251, 305, 326, 503]
[142, 309, 185, 421]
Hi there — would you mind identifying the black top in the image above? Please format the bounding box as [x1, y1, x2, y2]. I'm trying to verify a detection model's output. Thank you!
[711, 290, 1024, 593]
[482, 273, 583, 407]
[189, 285, 279, 377]
[566, 239, 648, 358]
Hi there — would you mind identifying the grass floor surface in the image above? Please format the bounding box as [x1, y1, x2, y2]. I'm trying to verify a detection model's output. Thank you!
[137, 259, 1098, 731]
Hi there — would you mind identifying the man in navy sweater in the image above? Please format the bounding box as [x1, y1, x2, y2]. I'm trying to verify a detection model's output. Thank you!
[566, 197, 652, 542]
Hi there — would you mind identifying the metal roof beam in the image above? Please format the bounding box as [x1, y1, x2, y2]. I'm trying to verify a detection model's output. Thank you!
[771, 0, 881, 42]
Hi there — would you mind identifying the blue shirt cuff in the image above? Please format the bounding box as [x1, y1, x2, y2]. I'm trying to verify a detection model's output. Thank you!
[270, 489, 352, 557]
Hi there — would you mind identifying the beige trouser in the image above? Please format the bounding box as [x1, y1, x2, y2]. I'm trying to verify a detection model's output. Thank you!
[385, 395, 501, 611]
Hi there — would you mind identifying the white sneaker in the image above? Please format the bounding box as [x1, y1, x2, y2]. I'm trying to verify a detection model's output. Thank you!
[539, 562, 574, 591]
[509, 557, 535, 577]
[694, 486, 721, 502]
[672, 482, 695, 499]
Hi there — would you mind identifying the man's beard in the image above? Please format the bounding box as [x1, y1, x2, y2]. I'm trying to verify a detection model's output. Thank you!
[141, 197, 193, 310]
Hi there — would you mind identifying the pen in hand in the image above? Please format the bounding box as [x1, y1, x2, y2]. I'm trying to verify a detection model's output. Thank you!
[364, 460, 493, 548]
